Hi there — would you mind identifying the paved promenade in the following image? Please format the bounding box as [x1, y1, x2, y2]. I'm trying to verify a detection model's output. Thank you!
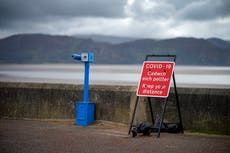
[0, 120, 229, 153]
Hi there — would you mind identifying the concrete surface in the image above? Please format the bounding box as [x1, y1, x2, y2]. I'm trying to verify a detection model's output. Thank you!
[0, 82, 229, 132]
[0, 119, 229, 153]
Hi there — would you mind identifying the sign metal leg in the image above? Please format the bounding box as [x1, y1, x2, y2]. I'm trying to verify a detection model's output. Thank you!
[147, 97, 154, 125]
[128, 96, 139, 135]
[173, 72, 184, 133]
[157, 98, 168, 138]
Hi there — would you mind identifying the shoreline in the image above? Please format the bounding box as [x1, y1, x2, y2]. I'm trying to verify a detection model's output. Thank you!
[0, 64, 229, 89]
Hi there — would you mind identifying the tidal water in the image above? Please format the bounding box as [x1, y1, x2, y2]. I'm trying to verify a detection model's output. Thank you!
[0, 64, 229, 88]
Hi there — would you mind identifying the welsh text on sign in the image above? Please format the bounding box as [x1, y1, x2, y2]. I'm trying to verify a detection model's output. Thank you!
[137, 61, 175, 97]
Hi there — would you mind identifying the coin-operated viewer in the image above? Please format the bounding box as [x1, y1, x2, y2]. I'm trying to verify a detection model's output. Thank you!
[72, 52, 94, 126]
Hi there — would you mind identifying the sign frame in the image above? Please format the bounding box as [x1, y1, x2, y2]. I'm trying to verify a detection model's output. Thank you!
[128, 54, 184, 138]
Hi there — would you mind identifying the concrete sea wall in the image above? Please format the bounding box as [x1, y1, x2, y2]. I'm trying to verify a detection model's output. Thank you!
[0, 82, 229, 132]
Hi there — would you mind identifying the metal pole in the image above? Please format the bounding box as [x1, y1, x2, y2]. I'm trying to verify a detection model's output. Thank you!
[157, 98, 168, 138]
[146, 54, 176, 60]
[128, 96, 139, 135]
[84, 62, 90, 102]
[147, 97, 154, 125]
[172, 72, 184, 133]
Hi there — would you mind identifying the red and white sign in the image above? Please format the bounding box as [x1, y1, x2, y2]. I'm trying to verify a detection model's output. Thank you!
[137, 61, 175, 97]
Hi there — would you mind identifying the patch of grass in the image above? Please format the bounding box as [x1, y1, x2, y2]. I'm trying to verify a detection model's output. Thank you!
[189, 129, 230, 136]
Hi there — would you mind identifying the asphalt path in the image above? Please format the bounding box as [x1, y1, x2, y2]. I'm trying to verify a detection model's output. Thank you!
[0, 120, 229, 153]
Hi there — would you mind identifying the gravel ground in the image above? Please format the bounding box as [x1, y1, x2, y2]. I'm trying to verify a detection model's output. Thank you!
[0, 119, 229, 153]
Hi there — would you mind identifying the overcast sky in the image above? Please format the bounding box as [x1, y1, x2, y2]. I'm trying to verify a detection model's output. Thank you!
[0, 0, 230, 39]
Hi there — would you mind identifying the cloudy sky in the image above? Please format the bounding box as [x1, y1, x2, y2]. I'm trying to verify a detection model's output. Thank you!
[0, 0, 230, 39]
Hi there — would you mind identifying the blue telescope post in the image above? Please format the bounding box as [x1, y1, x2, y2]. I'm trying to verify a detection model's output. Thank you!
[84, 62, 89, 102]
[72, 52, 94, 126]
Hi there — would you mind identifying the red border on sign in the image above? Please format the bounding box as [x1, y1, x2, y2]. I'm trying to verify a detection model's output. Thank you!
[136, 61, 175, 98]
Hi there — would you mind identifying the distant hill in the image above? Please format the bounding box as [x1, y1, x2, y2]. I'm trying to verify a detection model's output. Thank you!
[0, 33, 229, 65]
[207, 38, 230, 49]
[73, 34, 139, 44]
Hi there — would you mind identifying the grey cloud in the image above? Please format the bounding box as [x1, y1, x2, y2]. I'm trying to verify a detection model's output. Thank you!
[0, 0, 230, 39]
[127, 0, 175, 20]
[0, 0, 126, 28]
[128, 0, 230, 21]
[177, 0, 230, 20]
[163, 0, 197, 9]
